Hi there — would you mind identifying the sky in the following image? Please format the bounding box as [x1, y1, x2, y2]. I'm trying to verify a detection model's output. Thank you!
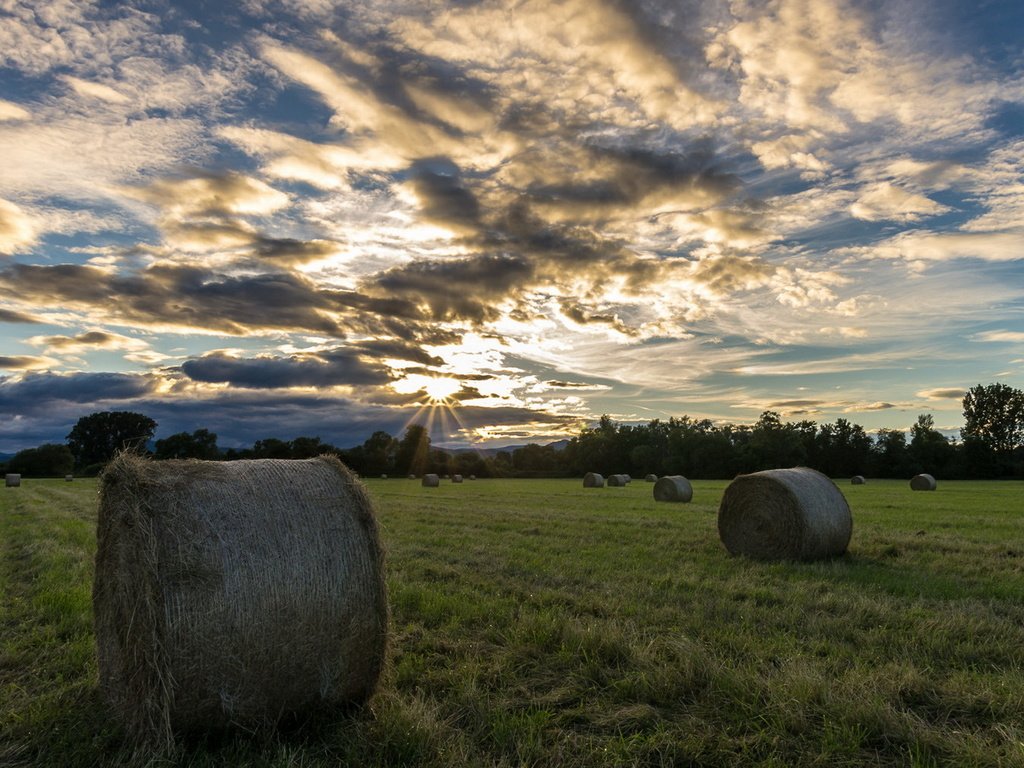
[1, 0, 1023, 453]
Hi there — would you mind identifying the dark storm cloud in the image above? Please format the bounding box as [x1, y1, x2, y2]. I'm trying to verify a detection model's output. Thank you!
[0, 263, 344, 335]
[372, 253, 534, 323]
[0, 308, 40, 323]
[408, 158, 481, 232]
[527, 142, 741, 211]
[181, 348, 392, 389]
[0, 371, 156, 412]
[0, 355, 46, 369]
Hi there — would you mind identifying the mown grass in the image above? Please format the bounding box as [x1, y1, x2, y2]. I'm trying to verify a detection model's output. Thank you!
[2, 477, 1023, 766]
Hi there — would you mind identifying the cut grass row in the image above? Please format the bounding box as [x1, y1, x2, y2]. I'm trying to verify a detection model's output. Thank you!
[2, 477, 1023, 766]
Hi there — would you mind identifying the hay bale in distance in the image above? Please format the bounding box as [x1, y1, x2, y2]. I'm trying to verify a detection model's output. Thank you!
[422, 473, 440, 487]
[583, 472, 605, 488]
[607, 474, 629, 487]
[65, 474, 74, 482]
[851, 475, 865, 485]
[5, 473, 20, 487]
[717, 467, 852, 561]
[644, 474, 657, 482]
[93, 454, 387, 745]
[653, 475, 693, 503]
[380, 473, 388, 479]
[910, 473, 937, 491]
[408, 474, 416, 480]
[452, 474, 464, 483]
[468, 474, 476, 480]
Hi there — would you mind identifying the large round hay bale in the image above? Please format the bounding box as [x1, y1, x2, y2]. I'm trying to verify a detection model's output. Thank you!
[583, 472, 604, 488]
[717, 467, 852, 561]
[93, 454, 387, 745]
[653, 475, 692, 503]
[422, 473, 440, 487]
[644, 474, 657, 482]
[408, 474, 416, 480]
[850, 475, 865, 485]
[607, 474, 629, 487]
[452, 474, 464, 483]
[910, 473, 936, 491]
[5, 473, 20, 487]
[65, 474, 74, 482]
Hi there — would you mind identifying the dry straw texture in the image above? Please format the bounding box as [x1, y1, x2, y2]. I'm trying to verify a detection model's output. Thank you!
[5, 473, 20, 487]
[93, 454, 388, 746]
[583, 472, 604, 488]
[644, 474, 658, 482]
[653, 475, 693, 503]
[717, 467, 852, 561]
[607, 474, 630, 487]
[422, 473, 440, 487]
[910, 473, 937, 491]
[851, 475, 866, 485]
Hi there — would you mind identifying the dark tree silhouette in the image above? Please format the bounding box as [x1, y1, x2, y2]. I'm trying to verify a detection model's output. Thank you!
[66, 411, 157, 468]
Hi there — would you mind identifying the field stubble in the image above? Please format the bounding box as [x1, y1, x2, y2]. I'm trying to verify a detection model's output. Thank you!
[1, 477, 1023, 767]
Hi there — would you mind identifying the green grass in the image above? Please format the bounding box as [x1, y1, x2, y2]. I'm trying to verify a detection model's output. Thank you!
[3, 477, 1024, 766]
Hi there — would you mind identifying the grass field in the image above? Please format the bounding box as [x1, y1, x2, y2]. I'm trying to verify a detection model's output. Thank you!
[2, 476, 1023, 767]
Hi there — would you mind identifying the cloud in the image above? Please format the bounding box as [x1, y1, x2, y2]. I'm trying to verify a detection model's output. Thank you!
[971, 331, 1024, 343]
[0, 355, 53, 370]
[0, 308, 41, 323]
[127, 171, 290, 218]
[0, 99, 30, 121]
[0, 371, 157, 411]
[181, 348, 393, 389]
[917, 387, 967, 400]
[853, 231, 1024, 263]
[0, 199, 36, 253]
[60, 75, 131, 104]
[849, 182, 949, 222]
[27, 330, 150, 355]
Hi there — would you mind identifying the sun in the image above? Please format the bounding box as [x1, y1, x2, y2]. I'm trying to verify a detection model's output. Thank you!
[422, 376, 462, 403]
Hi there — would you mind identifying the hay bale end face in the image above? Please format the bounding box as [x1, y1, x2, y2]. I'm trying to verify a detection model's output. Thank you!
[653, 475, 693, 503]
[93, 454, 388, 745]
[910, 473, 937, 491]
[851, 475, 865, 485]
[644, 474, 657, 482]
[65, 474, 74, 482]
[717, 467, 852, 561]
[422, 473, 440, 487]
[6, 473, 21, 487]
[583, 472, 605, 488]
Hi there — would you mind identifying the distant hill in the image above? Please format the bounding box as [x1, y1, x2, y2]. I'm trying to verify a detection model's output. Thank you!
[446, 439, 570, 457]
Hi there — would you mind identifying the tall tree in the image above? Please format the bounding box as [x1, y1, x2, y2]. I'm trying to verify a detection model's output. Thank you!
[8, 443, 75, 476]
[961, 383, 1024, 463]
[395, 424, 430, 476]
[66, 411, 157, 468]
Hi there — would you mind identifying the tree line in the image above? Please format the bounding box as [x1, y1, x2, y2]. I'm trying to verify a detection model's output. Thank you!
[3, 382, 1022, 480]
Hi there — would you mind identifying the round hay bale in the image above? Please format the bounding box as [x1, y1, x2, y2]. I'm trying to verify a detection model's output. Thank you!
[910, 473, 936, 491]
[717, 467, 852, 561]
[380, 473, 387, 479]
[582, 472, 604, 488]
[422, 473, 440, 487]
[5, 473, 20, 487]
[407, 474, 416, 480]
[66, 474, 75, 482]
[607, 474, 629, 487]
[93, 454, 387, 745]
[653, 475, 692, 503]
[644, 474, 657, 482]
[850, 475, 865, 485]
[452, 474, 464, 483]
[468, 474, 476, 480]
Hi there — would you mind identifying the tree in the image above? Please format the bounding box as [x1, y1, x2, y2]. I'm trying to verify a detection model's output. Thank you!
[66, 411, 157, 468]
[361, 431, 397, 476]
[961, 383, 1024, 474]
[8, 443, 74, 477]
[251, 438, 292, 459]
[154, 429, 219, 460]
[395, 424, 430, 476]
[909, 414, 953, 475]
